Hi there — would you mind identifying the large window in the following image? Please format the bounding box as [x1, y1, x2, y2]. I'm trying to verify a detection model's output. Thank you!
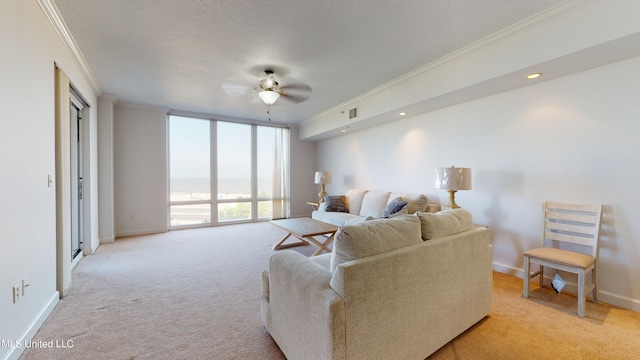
[217, 122, 252, 221]
[169, 115, 289, 228]
[257, 126, 277, 218]
[169, 116, 211, 226]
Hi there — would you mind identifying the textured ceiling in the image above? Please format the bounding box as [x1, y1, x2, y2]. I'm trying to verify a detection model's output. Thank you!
[54, 0, 563, 124]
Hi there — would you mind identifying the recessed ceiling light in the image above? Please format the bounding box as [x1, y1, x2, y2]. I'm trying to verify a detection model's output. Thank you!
[341, 129, 347, 133]
[527, 73, 541, 79]
[399, 112, 407, 116]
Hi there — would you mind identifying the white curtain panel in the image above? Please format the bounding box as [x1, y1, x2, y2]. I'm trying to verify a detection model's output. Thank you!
[272, 128, 290, 219]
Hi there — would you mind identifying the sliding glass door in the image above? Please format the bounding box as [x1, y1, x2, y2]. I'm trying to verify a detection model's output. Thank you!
[169, 115, 289, 228]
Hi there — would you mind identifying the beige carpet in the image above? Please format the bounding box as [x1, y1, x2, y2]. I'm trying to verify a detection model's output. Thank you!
[20, 222, 640, 360]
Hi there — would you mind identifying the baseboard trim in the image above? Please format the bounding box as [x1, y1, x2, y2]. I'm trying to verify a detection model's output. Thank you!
[492, 262, 521, 277]
[99, 236, 115, 244]
[3, 292, 59, 360]
[493, 261, 640, 313]
[84, 241, 100, 255]
[115, 228, 168, 238]
[599, 291, 640, 313]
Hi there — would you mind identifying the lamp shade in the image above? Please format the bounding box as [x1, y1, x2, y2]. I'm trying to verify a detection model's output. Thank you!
[258, 90, 280, 105]
[314, 171, 332, 185]
[434, 166, 472, 191]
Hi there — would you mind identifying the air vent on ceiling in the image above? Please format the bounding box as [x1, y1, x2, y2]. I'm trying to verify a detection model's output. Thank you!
[348, 107, 358, 120]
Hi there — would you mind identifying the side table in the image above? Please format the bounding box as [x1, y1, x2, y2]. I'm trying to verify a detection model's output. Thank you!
[307, 201, 319, 211]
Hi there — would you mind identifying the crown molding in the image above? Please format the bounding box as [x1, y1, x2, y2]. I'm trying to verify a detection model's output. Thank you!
[167, 109, 291, 129]
[117, 102, 170, 113]
[37, 0, 101, 95]
[310, 0, 592, 121]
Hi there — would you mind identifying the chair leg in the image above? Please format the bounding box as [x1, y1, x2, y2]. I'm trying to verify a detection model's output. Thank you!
[538, 265, 544, 288]
[592, 267, 599, 304]
[523, 256, 530, 298]
[577, 270, 585, 317]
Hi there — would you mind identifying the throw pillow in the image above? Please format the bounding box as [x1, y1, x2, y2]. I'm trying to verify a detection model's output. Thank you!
[345, 189, 368, 215]
[416, 209, 473, 240]
[358, 191, 391, 218]
[381, 197, 409, 218]
[330, 215, 422, 272]
[325, 195, 347, 212]
[387, 192, 428, 214]
[387, 205, 408, 218]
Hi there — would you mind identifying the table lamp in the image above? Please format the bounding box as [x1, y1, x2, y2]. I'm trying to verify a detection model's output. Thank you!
[434, 166, 471, 209]
[314, 171, 332, 202]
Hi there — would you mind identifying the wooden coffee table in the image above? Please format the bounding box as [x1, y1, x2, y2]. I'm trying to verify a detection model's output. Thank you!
[270, 218, 338, 256]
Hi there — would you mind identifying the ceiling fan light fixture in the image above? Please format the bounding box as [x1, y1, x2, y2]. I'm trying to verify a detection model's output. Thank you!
[262, 74, 275, 88]
[259, 90, 280, 105]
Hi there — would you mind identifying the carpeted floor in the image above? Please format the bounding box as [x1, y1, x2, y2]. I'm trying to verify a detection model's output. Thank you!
[20, 222, 640, 360]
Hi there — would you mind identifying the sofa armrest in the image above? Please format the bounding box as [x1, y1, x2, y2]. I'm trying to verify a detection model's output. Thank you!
[265, 251, 346, 359]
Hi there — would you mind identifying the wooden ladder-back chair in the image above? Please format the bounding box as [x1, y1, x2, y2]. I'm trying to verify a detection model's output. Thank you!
[523, 201, 603, 317]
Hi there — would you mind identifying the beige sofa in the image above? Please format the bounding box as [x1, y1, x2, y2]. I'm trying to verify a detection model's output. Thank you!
[311, 189, 431, 226]
[261, 210, 492, 360]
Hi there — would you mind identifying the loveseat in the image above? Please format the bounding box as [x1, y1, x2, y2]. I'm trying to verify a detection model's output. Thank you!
[261, 209, 492, 360]
[311, 189, 432, 226]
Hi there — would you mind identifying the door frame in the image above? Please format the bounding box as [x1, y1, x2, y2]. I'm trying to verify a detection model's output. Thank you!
[69, 90, 84, 269]
[55, 66, 90, 297]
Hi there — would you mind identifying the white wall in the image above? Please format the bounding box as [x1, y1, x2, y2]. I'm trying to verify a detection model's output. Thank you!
[0, 1, 99, 359]
[317, 56, 640, 312]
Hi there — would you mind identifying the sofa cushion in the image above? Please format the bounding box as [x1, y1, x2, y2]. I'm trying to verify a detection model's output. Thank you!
[330, 215, 422, 272]
[312, 210, 362, 227]
[325, 195, 347, 212]
[387, 192, 428, 214]
[416, 209, 473, 240]
[358, 191, 391, 218]
[310, 253, 332, 271]
[381, 197, 408, 218]
[345, 189, 368, 215]
[343, 216, 373, 226]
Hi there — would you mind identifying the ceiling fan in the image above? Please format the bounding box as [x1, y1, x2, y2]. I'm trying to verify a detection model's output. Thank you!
[257, 70, 281, 105]
[222, 67, 312, 120]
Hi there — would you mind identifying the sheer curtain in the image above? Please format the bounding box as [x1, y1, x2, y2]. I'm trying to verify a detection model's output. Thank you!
[272, 128, 290, 219]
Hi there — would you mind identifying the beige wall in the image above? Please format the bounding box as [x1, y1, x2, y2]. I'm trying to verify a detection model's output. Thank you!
[288, 125, 318, 218]
[113, 103, 169, 237]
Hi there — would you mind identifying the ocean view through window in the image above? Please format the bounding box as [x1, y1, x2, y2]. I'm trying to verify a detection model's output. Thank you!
[169, 115, 290, 228]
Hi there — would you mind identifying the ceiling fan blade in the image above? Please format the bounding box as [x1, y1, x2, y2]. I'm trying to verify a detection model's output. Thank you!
[279, 79, 312, 104]
[248, 94, 264, 105]
[280, 92, 311, 104]
[280, 82, 312, 92]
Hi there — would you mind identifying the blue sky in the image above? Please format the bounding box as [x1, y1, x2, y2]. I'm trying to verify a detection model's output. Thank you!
[169, 115, 274, 179]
